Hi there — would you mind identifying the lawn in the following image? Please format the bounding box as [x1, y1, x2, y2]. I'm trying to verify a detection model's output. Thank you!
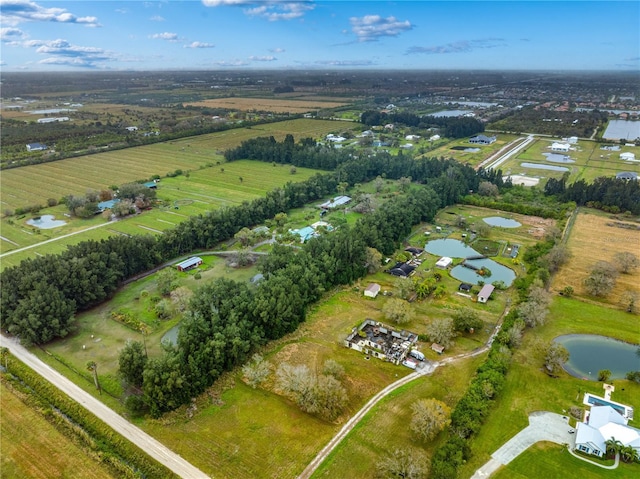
[0, 381, 116, 479]
[493, 441, 639, 479]
[426, 133, 521, 168]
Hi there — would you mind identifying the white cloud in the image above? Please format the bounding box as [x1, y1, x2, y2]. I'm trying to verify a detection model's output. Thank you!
[350, 15, 412, 42]
[23, 37, 115, 68]
[1, 0, 101, 27]
[150, 15, 165, 21]
[406, 38, 506, 55]
[215, 59, 249, 66]
[1, 27, 27, 43]
[184, 41, 215, 49]
[202, 0, 314, 21]
[314, 59, 376, 67]
[269, 47, 285, 53]
[149, 32, 179, 41]
[249, 55, 276, 61]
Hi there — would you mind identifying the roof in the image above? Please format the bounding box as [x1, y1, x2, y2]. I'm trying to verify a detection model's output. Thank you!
[478, 284, 495, 297]
[469, 135, 496, 143]
[177, 257, 202, 269]
[292, 226, 316, 242]
[436, 256, 453, 267]
[318, 196, 351, 209]
[26, 142, 47, 150]
[389, 262, 416, 277]
[459, 283, 472, 291]
[143, 181, 157, 188]
[589, 406, 627, 428]
[577, 406, 640, 453]
[365, 283, 381, 294]
[616, 172, 638, 180]
[405, 246, 423, 255]
[97, 199, 120, 211]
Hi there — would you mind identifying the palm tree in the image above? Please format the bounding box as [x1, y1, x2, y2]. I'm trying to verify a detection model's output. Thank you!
[604, 437, 622, 457]
[619, 445, 639, 463]
[86, 361, 102, 395]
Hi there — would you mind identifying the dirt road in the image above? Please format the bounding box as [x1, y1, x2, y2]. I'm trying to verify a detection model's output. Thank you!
[0, 334, 210, 479]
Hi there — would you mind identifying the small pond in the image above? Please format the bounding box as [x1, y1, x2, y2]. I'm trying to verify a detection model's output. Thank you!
[431, 110, 473, 118]
[161, 324, 180, 346]
[520, 162, 569, 172]
[483, 217, 521, 228]
[542, 153, 575, 164]
[425, 239, 516, 286]
[27, 214, 67, 229]
[554, 334, 640, 380]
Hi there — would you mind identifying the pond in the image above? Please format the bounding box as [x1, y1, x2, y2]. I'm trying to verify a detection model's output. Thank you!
[542, 153, 575, 164]
[425, 238, 516, 286]
[520, 162, 570, 172]
[483, 217, 522, 228]
[431, 110, 473, 118]
[602, 119, 640, 141]
[161, 324, 180, 346]
[27, 214, 67, 229]
[554, 334, 640, 380]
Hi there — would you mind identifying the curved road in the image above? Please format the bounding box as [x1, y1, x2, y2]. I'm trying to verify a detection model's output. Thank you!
[0, 334, 210, 479]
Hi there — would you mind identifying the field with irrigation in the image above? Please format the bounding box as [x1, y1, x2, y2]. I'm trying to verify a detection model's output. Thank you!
[551, 209, 640, 307]
[0, 382, 116, 479]
[0, 160, 322, 268]
[0, 118, 351, 213]
[184, 97, 349, 113]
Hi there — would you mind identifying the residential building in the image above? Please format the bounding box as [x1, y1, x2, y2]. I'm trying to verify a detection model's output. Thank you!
[26, 142, 47, 151]
[469, 135, 497, 145]
[364, 283, 381, 298]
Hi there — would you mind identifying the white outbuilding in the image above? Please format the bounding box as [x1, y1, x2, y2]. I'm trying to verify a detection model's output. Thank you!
[620, 152, 636, 161]
[435, 257, 453, 269]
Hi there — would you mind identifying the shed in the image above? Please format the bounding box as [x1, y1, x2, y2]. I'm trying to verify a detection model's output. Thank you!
[388, 262, 416, 277]
[176, 257, 203, 272]
[477, 284, 495, 303]
[97, 199, 120, 212]
[26, 142, 47, 151]
[431, 343, 445, 354]
[620, 152, 636, 161]
[405, 246, 424, 256]
[458, 283, 472, 292]
[144, 181, 158, 189]
[435, 257, 453, 269]
[318, 196, 351, 209]
[364, 283, 381, 298]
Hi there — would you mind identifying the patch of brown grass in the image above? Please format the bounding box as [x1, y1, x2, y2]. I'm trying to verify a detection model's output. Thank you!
[552, 210, 640, 306]
[184, 97, 348, 113]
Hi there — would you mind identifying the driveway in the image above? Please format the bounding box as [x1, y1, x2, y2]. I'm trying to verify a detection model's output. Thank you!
[472, 411, 574, 478]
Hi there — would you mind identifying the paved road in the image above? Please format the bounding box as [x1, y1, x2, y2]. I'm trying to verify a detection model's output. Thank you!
[0, 334, 210, 479]
[471, 411, 573, 478]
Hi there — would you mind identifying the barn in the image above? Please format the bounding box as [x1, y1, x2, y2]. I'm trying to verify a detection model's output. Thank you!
[176, 257, 203, 272]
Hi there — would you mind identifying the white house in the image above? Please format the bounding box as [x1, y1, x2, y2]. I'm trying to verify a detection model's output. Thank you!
[429, 134, 441, 142]
[26, 142, 47, 151]
[405, 134, 421, 141]
[567, 136, 579, 144]
[477, 284, 495, 303]
[551, 142, 570, 152]
[620, 152, 636, 161]
[364, 283, 381, 298]
[575, 405, 640, 458]
[469, 135, 496, 145]
[125, 126, 138, 132]
[435, 257, 453, 269]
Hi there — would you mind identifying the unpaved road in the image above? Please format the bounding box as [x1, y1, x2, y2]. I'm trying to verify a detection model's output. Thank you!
[0, 334, 210, 479]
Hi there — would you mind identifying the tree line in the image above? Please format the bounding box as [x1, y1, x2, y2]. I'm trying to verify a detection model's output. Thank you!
[359, 110, 485, 139]
[544, 175, 640, 214]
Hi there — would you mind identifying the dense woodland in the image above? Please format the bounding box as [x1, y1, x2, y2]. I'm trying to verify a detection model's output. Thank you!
[488, 107, 610, 137]
[360, 110, 485, 139]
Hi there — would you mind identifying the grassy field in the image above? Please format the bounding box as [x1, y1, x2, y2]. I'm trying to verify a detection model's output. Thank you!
[492, 442, 639, 479]
[551, 209, 640, 307]
[183, 97, 349, 113]
[0, 118, 351, 213]
[0, 160, 321, 267]
[426, 133, 522, 168]
[0, 381, 116, 479]
[458, 296, 640, 478]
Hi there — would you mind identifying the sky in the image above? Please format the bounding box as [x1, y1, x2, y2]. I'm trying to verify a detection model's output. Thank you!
[1, 0, 639, 71]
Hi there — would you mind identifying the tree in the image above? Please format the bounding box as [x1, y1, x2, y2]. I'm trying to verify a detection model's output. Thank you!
[475, 222, 491, 237]
[376, 448, 429, 479]
[242, 354, 271, 389]
[614, 251, 639, 274]
[518, 286, 552, 328]
[322, 359, 345, 379]
[156, 267, 178, 296]
[394, 278, 415, 300]
[452, 308, 483, 333]
[478, 181, 499, 197]
[545, 245, 571, 273]
[365, 247, 383, 273]
[544, 342, 569, 377]
[374, 176, 385, 193]
[118, 340, 147, 387]
[426, 318, 456, 348]
[620, 290, 638, 313]
[584, 261, 618, 297]
[234, 227, 254, 247]
[605, 437, 623, 458]
[382, 298, 414, 325]
[86, 361, 101, 394]
[619, 444, 639, 463]
[398, 176, 412, 192]
[410, 398, 452, 442]
[170, 286, 193, 312]
[598, 369, 612, 382]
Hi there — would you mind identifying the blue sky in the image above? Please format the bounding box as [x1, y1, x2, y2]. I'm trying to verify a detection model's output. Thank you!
[1, 0, 638, 71]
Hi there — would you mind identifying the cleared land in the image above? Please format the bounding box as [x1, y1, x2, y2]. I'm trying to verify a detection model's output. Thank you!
[551, 209, 640, 307]
[0, 382, 116, 479]
[184, 97, 348, 113]
[426, 134, 521, 168]
[0, 118, 349, 213]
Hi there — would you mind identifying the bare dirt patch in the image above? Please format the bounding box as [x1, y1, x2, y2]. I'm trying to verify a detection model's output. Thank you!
[552, 211, 640, 306]
[184, 97, 348, 113]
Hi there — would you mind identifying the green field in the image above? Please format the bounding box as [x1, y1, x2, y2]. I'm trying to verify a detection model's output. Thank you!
[0, 381, 116, 479]
[0, 118, 352, 212]
[426, 133, 521, 168]
[0, 160, 321, 268]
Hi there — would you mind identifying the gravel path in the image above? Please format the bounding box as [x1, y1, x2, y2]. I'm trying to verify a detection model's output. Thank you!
[0, 334, 210, 479]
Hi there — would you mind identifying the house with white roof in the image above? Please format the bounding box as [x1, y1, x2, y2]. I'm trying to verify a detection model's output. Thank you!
[575, 405, 640, 457]
[620, 152, 636, 161]
[551, 142, 570, 152]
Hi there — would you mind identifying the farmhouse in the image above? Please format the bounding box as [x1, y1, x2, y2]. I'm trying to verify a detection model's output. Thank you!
[97, 199, 120, 212]
[551, 142, 570, 152]
[176, 257, 203, 272]
[318, 195, 351, 209]
[469, 135, 496, 145]
[477, 284, 495, 303]
[364, 283, 381, 298]
[26, 142, 47, 151]
[344, 319, 418, 365]
[575, 404, 640, 458]
[290, 226, 316, 243]
[616, 172, 638, 181]
[405, 134, 421, 141]
[143, 181, 158, 189]
[620, 152, 636, 161]
[405, 246, 424, 256]
[429, 134, 441, 142]
[388, 262, 416, 277]
[435, 257, 453, 269]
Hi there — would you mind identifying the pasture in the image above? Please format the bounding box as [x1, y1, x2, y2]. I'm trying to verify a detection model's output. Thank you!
[0, 118, 349, 213]
[551, 209, 640, 307]
[0, 382, 116, 479]
[183, 97, 349, 113]
[426, 133, 521, 168]
[0, 160, 322, 266]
